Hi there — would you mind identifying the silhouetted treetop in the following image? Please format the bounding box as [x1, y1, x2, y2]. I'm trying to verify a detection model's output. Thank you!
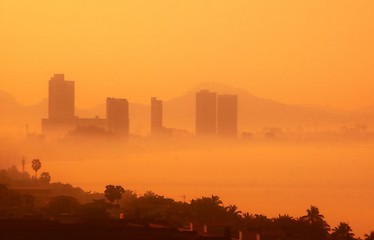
[31, 159, 41, 178]
[104, 185, 125, 205]
[364, 232, 374, 240]
[39, 172, 51, 184]
[331, 222, 357, 240]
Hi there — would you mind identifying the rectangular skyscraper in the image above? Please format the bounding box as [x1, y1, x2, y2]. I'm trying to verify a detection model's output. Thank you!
[151, 97, 163, 135]
[195, 90, 217, 136]
[48, 74, 75, 120]
[106, 98, 129, 136]
[217, 94, 238, 137]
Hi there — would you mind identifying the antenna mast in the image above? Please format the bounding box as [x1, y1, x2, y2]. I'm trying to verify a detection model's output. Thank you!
[22, 157, 25, 180]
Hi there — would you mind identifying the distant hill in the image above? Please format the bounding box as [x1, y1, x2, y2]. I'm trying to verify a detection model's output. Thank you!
[163, 82, 374, 132]
[1, 84, 374, 136]
[0, 90, 24, 115]
[0, 90, 47, 135]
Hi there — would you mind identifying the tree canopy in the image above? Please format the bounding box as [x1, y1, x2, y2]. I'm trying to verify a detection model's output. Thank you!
[31, 159, 41, 178]
[104, 185, 125, 205]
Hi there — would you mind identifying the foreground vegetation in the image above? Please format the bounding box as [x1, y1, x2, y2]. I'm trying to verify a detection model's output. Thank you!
[1, 166, 373, 240]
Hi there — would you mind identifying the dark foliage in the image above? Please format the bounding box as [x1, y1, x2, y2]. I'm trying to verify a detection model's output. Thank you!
[0, 167, 372, 239]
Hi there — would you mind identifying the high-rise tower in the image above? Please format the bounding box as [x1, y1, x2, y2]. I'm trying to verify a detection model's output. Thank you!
[151, 97, 163, 135]
[48, 74, 75, 120]
[106, 98, 129, 136]
[195, 90, 217, 136]
[217, 94, 238, 137]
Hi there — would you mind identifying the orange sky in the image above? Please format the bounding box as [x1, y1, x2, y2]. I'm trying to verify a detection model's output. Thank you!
[0, 0, 373, 109]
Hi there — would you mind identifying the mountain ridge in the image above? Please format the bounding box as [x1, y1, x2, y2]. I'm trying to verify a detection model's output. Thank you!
[1, 84, 373, 135]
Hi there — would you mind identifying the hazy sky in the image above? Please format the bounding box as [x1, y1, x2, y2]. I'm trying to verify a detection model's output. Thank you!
[0, 0, 373, 109]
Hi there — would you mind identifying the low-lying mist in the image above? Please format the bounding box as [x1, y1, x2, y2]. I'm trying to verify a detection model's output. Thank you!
[1, 135, 374, 236]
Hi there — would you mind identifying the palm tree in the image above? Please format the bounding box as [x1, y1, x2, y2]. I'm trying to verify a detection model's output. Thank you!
[242, 212, 254, 220]
[302, 205, 325, 224]
[301, 206, 330, 240]
[330, 222, 356, 240]
[210, 195, 223, 206]
[275, 214, 294, 223]
[364, 232, 374, 240]
[225, 204, 242, 224]
[225, 205, 242, 215]
[274, 214, 296, 236]
[31, 159, 41, 179]
[190, 195, 225, 222]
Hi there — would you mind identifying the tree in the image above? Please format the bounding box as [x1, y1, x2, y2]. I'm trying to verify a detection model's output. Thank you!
[31, 159, 41, 179]
[39, 172, 51, 184]
[225, 205, 242, 216]
[330, 222, 356, 240]
[300, 206, 330, 240]
[301, 205, 325, 224]
[225, 205, 242, 224]
[135, 191, 175, 220]
[364, 232, 374, 240]
[249, 214, 272, 231]
[273, 214, 298, 238]
[119, 189, 137, 213]
[104, 185, 125, 205]
[190, 195, 226, 223]
[210, 195, 223, 206]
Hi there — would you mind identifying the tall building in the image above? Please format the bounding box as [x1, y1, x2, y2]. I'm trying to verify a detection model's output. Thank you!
[42, 74, 76, 135]
[48, 74, 75, 120]
[106, 98, 129, 136]
[217, 94, 238, 137]
[195, 90, 217, 136]
[151, 97, 163, 135]
[42, 74, 106, 137]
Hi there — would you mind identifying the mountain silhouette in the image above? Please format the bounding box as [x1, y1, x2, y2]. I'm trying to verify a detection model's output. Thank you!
[1, 84, 373, 136]
[163, 82, 373, 133]
[0, 90, 47, 134]
[0, 90, 24, 114]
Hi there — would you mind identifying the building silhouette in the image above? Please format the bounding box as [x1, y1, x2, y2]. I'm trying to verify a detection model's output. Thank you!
[217, 94, 238, 137]
[151, 97, 163, 135]
[42, 74, 106, 136]
[42, 74, 77, 134]
[48, 74, 75, 120]
[106, 98, 129, 136]
[195, 90, 217, 136]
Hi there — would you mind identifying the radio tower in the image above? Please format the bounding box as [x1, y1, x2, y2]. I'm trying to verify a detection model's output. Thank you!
[22, 157, 25, 180]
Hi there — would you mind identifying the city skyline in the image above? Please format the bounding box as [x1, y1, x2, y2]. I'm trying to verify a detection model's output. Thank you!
[1, 1, 374, 238]
[41, 74, 240, 137]
[2, 73, 374, 136]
